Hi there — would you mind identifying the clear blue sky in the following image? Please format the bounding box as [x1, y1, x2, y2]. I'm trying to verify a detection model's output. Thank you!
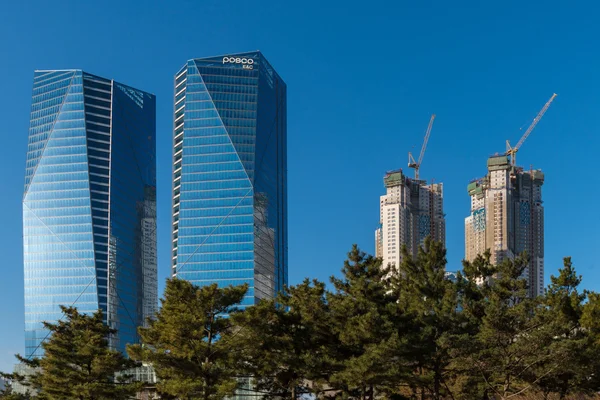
[1, 0, 598, 372]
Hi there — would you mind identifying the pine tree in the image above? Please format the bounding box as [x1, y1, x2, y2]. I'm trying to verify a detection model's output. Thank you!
[448, 251, 497, 399]
[326, 245, 406, 400]
[128, 278, 248, 400]
[9, 306, 139, 400]
[0, 390, 33, 400]
[393, 238, 464, 400]
[454, 255, 547, 399]
[577, 289, 600, 395]
[0, 379, 33, 400]
[524, 257, 597, 399]
[231, 279, 334, 400]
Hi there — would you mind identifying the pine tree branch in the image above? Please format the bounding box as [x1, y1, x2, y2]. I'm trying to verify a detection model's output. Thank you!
[504, 363, 560, 399]
[475, 359, 502, 399]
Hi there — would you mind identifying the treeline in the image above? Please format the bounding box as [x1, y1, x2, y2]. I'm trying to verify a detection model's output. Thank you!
[4, 238, 600, 400]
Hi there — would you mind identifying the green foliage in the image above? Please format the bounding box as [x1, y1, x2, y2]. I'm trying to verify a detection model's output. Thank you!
[393, 238, 465, 400]
[447, 254, 600, 400]
[128, 278, 248, 400]
[0, 379, 31, 400]
[6, 241, 599, 400]
[449, 251, 499, 399]
[228, 241, 600, 400]
[0, 392, 33, 400]
[231, 279, 334, 399]
[8, 306, 139, 400]
[524, 257, 595, 399]
[326, 245, 404, 400]
[457, 255, 547, 399]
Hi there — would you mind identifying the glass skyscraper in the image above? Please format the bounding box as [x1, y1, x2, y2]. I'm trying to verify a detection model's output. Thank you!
[172, 51, 287, 305]
[23, 70, 157, 357]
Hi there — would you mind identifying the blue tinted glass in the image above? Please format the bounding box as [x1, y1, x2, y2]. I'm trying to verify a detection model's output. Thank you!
[172, 52, 287, 305]
[23, 70, 156, 357]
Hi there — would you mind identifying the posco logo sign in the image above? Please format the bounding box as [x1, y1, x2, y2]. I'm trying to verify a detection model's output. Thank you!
[222, 57, 254, 69]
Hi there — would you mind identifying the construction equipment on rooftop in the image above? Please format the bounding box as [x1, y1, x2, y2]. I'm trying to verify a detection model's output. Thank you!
[505, 93, 557, 167]
[408, 114, 436, 180]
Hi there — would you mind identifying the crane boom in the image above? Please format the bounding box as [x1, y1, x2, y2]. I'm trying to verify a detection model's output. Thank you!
[506, 93, 557, 166]
[419, 114, 436, 167]
[408, 114, 436, 180]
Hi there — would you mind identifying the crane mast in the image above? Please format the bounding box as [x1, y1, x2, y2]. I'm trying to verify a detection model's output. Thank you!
[408, 114, 436, 180]
[506, 93, 557, 166]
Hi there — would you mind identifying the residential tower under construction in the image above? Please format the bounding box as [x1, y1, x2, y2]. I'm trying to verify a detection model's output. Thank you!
[465, 155, 544, 297]
[375, 169, 445, 269]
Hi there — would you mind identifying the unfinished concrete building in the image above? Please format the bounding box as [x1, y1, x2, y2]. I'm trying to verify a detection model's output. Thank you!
[465, 155, 544, 297]
[375, 169, 445, 270]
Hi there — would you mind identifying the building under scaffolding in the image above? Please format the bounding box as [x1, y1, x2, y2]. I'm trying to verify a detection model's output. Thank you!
[465, 155, 545, 297]
[375, 169, 445, 270]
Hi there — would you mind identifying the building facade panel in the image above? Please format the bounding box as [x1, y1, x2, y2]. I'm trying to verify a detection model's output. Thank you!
[375, 169, 445, 270]
[464, 155, 544, 297]
[23, 70, 156, 357]
[172, 52, 287, 305]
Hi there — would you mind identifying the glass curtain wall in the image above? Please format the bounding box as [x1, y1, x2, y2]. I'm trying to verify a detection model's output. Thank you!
[172, 52, 287, 305]
[23, 70, 156, 357]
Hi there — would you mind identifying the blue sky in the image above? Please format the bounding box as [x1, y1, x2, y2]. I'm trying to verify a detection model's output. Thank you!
[1, 0, 598, 372]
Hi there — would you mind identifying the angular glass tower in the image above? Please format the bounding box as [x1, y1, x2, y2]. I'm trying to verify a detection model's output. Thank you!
[172, 52, 287, 305]
[23, 70, 157, 357]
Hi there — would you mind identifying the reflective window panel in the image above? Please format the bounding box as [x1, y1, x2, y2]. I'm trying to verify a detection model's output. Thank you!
[172, 52, 287, 306]
[23, 70, 156, 357]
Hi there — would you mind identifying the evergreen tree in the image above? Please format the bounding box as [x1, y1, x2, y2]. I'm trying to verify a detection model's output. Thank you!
[128, 278, 248, 400]
[9, 306, 139, 400]
[525, 257, 597, 399]
[0, 390, 33, 400]
[454, 255, 547, 399]
[326, 245, 406, 400]
[577, 289, 600, 395]
[582, 291, 600, 340]
[393, 238, 464, 400]
[449, 251, 497, 399]
[232, 279, 335, 400]
[0, 379, 31, 400]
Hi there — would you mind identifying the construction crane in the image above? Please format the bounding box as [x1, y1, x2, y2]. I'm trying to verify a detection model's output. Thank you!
[505, 93, 557, 166]
[408, 114, 436, 180]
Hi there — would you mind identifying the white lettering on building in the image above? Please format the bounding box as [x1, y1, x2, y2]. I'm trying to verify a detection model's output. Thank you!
[222, 57, 254, 69]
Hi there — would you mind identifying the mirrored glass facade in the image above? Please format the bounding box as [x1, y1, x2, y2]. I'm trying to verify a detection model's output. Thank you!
[172, 52, 287, 306]
[23, 70, 157, 357]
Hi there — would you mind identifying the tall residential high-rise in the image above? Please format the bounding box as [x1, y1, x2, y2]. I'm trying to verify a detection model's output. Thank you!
[375, 169, 445, 269]
[171, 52, 287, 305]
[23, 70, 156, 357]
[465, 155, 544, 297]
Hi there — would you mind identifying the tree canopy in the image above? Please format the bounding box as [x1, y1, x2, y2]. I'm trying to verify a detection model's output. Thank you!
[127, 278, 248, 400]
[4, 239, 600, 400]
[4, 306, 139, 400]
